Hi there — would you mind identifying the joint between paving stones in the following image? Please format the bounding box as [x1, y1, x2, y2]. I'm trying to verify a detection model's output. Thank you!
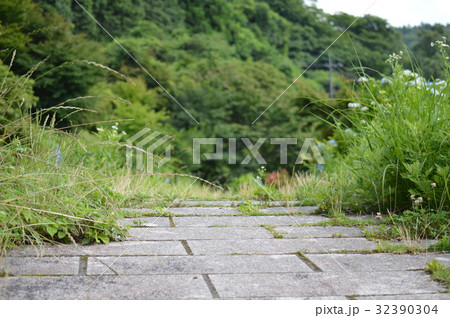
[169, 216, 176, 227]
[202, 274, 220, 299]
[295, 252, 323, 272]
[78, 256, 88, 276]
[181, 240, 193, 255]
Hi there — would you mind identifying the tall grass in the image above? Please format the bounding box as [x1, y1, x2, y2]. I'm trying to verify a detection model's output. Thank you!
[325, 40, 449, 214]
[0, 58, 129, 256]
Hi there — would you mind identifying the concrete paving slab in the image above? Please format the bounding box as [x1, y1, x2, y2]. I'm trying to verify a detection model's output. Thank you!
[119, 217, 171, 227]
[261, 206, 316, 214]
[209, 271, 446, 298]
[172, 215, 328, 227]
[168, 207, 240, 215]
[6, 241, 187, 257]
[0, 275, 211, 299]
[308, 253, 450, 272]
[176, 200, 303, 207]
[356, 293, 450, 300]
[127, 227, 272, 240]
[188, 238, 378, 255]
[0, 257, 79, 276]
[277, 226, 365, 238]
[87, 255, 313, 275]
[177, 200, 243, 206]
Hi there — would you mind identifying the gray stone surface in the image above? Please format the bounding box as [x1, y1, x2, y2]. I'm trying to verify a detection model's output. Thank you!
[355, 293, 450, 300]
[119, 217, 171, 227]
[388, 239, 439, 247]
[168, 207, 240, 215]
[0, 257, 79, 276]
[188, 238, 379, 255]
[277, 226, 365, 238]
[87, 255, 312, 275]
[308, 253, 450, 272]
[177, 200, 244, 206]
[172, 215, 328, 227]
[0, 275, 211, 299]
[209, 271, 446, 299]
[176, 200, 302, 207]
[7, 241, 187, 257]
[127, 227, 272, 240]
[261, 206, 316, 214]
[2, 200, 447, 300]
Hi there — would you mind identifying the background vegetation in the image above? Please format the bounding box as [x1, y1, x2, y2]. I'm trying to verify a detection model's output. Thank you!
[1, 0, 448, 251]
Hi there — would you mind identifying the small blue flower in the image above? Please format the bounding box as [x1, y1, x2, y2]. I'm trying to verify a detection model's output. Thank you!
[328, 139, 337, 146]
[55, 145, 62, 165]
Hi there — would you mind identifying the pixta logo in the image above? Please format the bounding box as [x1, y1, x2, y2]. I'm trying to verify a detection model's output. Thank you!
[126, 128, 171, 174]
[193, 138, 324, 165]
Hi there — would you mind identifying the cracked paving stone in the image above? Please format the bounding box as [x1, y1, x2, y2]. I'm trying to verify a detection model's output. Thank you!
[127, 227, 273, 241]
[172, 215, 327, 227]
[209, 271, 446, 299]
[188, 238, 378, 255]
[261, 206, 317, 214]
[277, 226, 365, 238]
[87, 254, 313, 275]
[167, 207, 240, 215]
[0, 275, 211, 300]
[6, 241, 187, 257]
[308, 253, 450, 272]
[0, 257, 79, 276]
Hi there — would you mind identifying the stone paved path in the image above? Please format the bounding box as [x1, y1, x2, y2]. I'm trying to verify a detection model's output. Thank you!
[1, 201, 449, 299]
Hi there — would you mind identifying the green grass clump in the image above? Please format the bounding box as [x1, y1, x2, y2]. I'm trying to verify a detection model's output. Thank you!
[0, 59, 129, 256]
[324, 40, 450, 214]
[426, 260, 450, 290]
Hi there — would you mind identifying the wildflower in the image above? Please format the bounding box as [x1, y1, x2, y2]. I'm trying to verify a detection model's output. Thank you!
[431, 182, 437, 188]
[112, 125, 118, 130]
[357, 77, 369, 83]
[380, 77, 390, 85]
[328, 139, 337, 146]
[414, 199, 421, 206]
[410, 194, 415, 200]
[122, 131, 127, 135]
[429, 88, 439, 96]
[361, 120, 367, 125]
[417, 197, 423, 203]
[347, 102, 361, 108]
[376, 212, 382, 220]
[361, 106, 369, 111]
[97, 128, 104, 132]
[402, 70, 413, 77]
[55, 145, 62, 165]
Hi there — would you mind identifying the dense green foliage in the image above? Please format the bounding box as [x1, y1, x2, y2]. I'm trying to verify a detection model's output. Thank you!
[2, 0, 431, 182]
[1, 0, 448, 251]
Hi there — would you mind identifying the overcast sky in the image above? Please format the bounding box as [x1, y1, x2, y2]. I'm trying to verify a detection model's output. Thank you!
[311, 0, 450, 27]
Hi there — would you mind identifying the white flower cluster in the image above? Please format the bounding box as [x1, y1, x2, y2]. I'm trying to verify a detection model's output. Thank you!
[347, 102, 361, 108]
[431, 36, 448, 48]
[386, 51, 403, 64]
